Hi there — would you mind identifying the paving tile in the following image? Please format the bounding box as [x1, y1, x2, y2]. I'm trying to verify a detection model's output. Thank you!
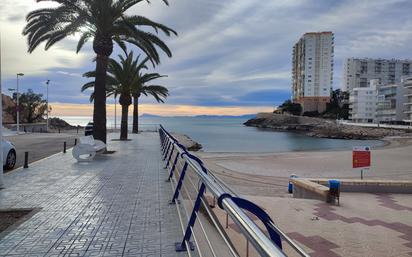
[0, 133, 190, 257]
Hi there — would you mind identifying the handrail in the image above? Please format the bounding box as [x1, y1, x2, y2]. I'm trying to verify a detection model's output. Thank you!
[159, 125, 310, 257]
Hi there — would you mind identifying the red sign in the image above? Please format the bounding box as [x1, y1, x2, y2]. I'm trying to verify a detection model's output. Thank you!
[353, 146, 371, 168]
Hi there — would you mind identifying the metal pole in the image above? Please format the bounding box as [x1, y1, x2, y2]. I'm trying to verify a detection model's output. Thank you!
[46, 80, 50, 132]
[16, 74, 19, 133]
[16, 73, 24, 133]
[24, 152, 29, 168]
[114, 94, 117, 130]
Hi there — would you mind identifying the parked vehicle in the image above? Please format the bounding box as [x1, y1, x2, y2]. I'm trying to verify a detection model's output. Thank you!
[85, 122, 93, 136]
[2, 139, 16, 170]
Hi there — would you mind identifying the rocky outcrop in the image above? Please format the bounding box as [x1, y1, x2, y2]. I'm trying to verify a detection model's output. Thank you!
[244, 113, 411, 140]
[172, 133, 203, 151]
[49, 117, 77, 129]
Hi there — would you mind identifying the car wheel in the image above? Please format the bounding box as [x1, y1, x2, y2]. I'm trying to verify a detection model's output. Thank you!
[5, 150, 16, 170]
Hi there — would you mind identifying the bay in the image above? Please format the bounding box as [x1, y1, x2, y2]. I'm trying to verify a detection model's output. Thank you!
[57, 115, 384, 153]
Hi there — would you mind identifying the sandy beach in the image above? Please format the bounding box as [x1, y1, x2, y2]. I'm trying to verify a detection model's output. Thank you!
[197, 136, 412, 197]
[195, 136, 412, 257]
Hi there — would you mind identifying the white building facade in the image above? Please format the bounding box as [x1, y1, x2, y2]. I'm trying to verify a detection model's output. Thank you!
[376, 83, 407, 123]
[403, 76, 412, 124]
[292, 32, 334, 113]
[349, 82, 377, 123]
[343, 58, 412, 92]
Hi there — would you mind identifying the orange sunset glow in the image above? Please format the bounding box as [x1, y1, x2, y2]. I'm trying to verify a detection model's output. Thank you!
[50, 103, 273, 117]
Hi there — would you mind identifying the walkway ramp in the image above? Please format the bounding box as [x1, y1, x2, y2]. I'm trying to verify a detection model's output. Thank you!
[0, 133, 187, 257]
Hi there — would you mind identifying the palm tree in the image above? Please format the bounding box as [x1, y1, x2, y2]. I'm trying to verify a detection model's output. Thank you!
[82, 51, 149, 140]
[132, 73, 169, 133]
[23, 0, 177, 143]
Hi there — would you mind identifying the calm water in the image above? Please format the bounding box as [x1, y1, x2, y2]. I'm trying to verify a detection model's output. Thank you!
[58, 115, 384, 153]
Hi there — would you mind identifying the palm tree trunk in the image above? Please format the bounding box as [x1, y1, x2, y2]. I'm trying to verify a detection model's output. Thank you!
[132, 96, 139, 134]
[120, 104, 129, 140]
[93, 54, 108, 143]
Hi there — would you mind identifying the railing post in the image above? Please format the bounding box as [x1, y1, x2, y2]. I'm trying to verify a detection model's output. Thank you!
[167, 152, 180, 181]
[164, 144, 175, 169]
[163, 140, 172, 160]
[160, 130, 167, 150]
[175, 183, 206, 252]
[170, 162, 188, 203]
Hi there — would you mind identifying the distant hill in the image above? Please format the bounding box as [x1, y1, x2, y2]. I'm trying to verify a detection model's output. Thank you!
[140, 113, 256, 119]
[140, 113, 162, 118]
[193, 114, 256, 119]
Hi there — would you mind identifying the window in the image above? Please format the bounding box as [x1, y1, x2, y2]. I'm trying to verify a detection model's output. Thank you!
[389, 62, 395, 73]
[403, 63, 410, 75]
[360, 78, 367, 88]
[375, 61, 382, 73]
[360, 61, 367, 74]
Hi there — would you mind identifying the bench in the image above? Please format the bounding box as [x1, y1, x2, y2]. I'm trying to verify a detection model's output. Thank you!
[309, 178, 412, 194]
[72, 136, 106, 162]
[291, 178, 333, 203]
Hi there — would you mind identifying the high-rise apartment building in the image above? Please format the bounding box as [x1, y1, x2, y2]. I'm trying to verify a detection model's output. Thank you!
[292, 32, 334, 113]
[403, 76, 412, 124]
[343, 58, 412, 92]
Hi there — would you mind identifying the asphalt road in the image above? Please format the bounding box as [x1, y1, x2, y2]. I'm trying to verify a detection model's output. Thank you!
[4, 133, 79, 171]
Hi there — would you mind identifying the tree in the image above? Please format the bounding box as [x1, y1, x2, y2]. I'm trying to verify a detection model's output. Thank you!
[323, 89, 350, 119]
[82, 51, 149, 140]
[278, 100, 302, 116]
[6, 89, 48, 123]
[132, 73, 168, 133]
[23, 0, 177, 143]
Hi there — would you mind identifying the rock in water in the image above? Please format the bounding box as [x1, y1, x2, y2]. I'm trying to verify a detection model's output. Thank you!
[244, 113, 411, 140]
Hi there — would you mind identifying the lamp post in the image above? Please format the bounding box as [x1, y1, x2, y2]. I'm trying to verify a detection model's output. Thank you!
[45, 80, 50, 132]
[16, 73, 24, 133]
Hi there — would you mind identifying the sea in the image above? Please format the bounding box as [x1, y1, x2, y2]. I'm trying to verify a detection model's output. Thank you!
[58, 115, 385, 153]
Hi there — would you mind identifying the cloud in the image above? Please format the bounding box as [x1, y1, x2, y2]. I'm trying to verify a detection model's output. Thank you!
[0, 0, 91, 80]
[2, 0, 412, 115]
[56, 71, 83, 78]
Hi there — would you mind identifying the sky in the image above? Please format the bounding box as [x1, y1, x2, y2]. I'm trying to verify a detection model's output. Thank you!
[1, 0, 412, 116]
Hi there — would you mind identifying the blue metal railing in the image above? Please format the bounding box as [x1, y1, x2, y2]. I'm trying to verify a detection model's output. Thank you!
[159, 125, 309, 257]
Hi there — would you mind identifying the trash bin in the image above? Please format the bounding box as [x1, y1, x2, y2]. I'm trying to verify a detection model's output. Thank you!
[288, 174, 298, 193]
[329, 179, 340, 205]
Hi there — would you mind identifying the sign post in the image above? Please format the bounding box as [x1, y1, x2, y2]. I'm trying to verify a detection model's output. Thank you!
[353, 146, 371, 180]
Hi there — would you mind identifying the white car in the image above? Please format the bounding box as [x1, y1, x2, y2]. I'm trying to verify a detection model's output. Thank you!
[2, 139, 16, 170]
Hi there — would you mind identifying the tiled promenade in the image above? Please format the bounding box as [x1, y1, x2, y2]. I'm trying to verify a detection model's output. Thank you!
[0, 133, 188, 257]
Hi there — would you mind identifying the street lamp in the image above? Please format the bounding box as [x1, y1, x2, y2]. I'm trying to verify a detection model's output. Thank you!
[16, 73, 24, 133]
[45, 80, 50, 132]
